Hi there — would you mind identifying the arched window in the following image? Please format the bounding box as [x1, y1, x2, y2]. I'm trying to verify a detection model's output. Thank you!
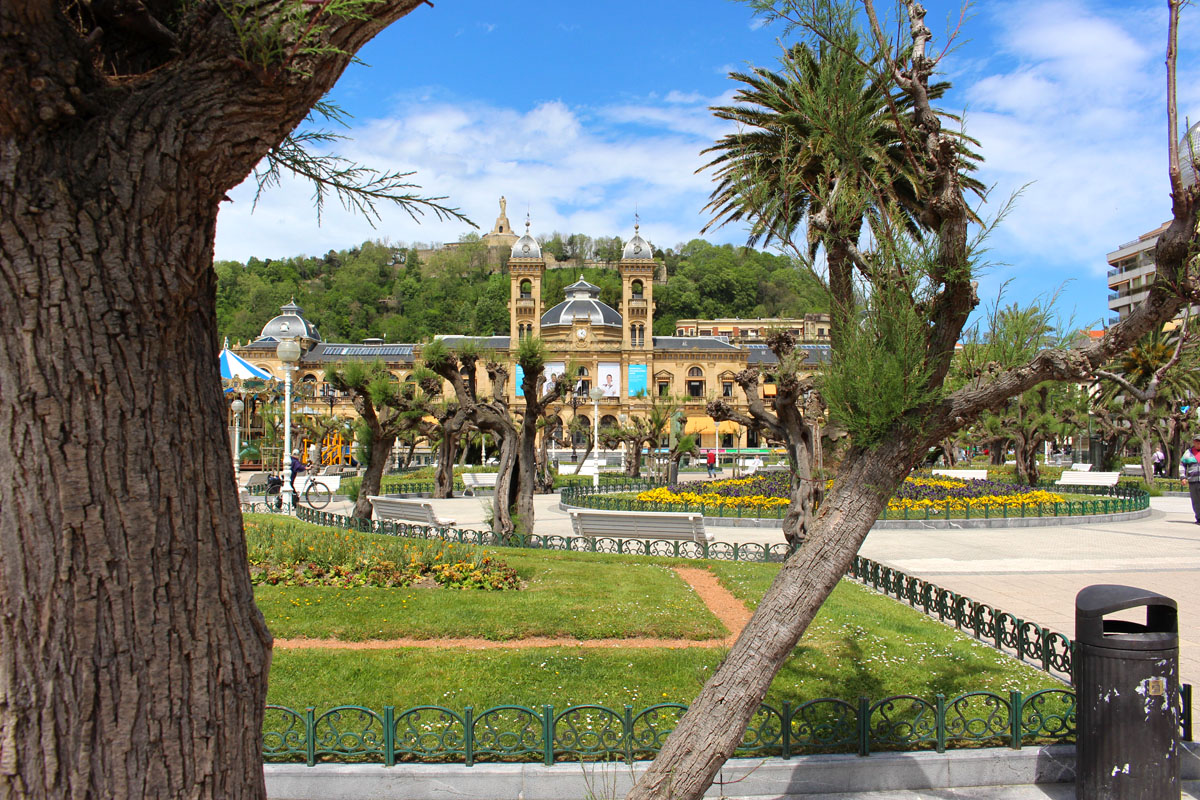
[519, 279, 532, 299]
[688, 367, 703, 377]
[573, 415, 590, 446]
[631, 280, 644, 299]
[686, 367, 705, 399]
[600, 414, 619, 429]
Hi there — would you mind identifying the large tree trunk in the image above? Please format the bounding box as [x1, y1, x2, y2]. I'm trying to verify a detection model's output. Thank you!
[1013, 435, 1040, 486]
[489, 431, 519, 539]
[353, 431, 397, 520]
[515, 417, 538, 533]
[626, 442, 915, 800]
[0, 171, 273, 796]
[433, 432, 459, 498]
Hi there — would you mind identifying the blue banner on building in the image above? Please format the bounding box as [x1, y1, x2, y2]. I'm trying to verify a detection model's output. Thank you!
[628, 363, 648, 397]
[514, 364, 524, 397]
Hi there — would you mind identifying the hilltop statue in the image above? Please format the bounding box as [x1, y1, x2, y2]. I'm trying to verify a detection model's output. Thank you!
[500, 196, 507, 216]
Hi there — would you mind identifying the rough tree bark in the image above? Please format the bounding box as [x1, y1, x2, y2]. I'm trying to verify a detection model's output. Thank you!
[0, 1, 428, 796]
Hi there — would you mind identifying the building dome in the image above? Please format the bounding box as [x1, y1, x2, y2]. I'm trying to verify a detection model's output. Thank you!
[257, 300, 322, 343]
[622, 224, 653, 260]
[510, 218, 542, 260]
[540, 277, 622, 328]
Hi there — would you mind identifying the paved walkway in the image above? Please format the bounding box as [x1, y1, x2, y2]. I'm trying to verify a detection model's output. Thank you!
[317, 491, 1199, 686]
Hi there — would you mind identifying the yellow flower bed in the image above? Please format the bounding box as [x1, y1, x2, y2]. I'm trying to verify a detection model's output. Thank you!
[635, 478, 1067, 515]
[634, 486, 791, 511]
[886, 490, 1067, 513]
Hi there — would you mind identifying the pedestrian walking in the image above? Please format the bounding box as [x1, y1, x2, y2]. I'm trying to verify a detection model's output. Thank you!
[706, 449, 717, 478]
[1153, 447, 1165, 477]
[1180, 436, 1200, 523]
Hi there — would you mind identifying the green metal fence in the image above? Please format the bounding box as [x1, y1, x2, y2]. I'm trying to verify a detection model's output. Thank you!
[263, 691, 1083, 765]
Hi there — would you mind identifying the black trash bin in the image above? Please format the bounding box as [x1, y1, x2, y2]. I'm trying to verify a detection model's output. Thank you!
[1075, 584, 1179, 799]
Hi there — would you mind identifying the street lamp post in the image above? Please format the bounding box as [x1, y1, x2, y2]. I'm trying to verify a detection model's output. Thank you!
[590, 387, 604, 488]
[277, 337, 302, 508]
[231, 398, 245, 474]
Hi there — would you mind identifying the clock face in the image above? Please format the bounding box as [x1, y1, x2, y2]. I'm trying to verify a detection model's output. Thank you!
[576, 328, 587, 340]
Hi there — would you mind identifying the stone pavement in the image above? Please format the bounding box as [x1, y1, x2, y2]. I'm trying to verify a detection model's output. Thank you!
[322, 490, 1200, 686]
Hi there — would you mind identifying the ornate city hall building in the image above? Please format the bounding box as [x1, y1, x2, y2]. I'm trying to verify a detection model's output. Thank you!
[231, 220, 828, 452]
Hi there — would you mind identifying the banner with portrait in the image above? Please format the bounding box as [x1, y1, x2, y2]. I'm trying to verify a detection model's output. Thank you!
[542, 362, 565, 397]
[598, 362, 621, 398]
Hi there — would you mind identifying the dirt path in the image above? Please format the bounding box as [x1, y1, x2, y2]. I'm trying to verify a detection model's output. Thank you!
[273, 566, 752, 651]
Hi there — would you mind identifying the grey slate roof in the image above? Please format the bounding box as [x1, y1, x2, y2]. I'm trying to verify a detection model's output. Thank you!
[652, 336, 740, 352]
[744, 343, 829, 365]
[434, 335, 513, 351]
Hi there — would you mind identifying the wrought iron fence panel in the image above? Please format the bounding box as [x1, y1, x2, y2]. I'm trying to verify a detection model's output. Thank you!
[706, 542, 737, 560]
[472, 705, 544, 762]
[553, 705, 626, 761]
[869, 695, 937, 751]
[736, 704, 785, 756]
[788, 699, 858, 753]
[393, 706, 468, 761]
[943, 692, 1010, 744]
[262, 705, 308, 762]
[313, 705, 386, 762]
[1020, 690, 1075, 741]
[630, 704, 688, 757]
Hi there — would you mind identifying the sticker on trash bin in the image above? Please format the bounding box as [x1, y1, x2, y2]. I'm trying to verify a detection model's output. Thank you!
[1146, 677, 1165, 696]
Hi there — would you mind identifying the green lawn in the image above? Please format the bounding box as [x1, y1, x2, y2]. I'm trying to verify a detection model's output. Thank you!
[257, 550, 725, 641]
[253, 518, 1062, 711]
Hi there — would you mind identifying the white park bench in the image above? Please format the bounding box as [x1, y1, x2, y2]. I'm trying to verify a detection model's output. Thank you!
[568, 509, 712, 543]
[1055, 471, 1121, 488]
[932, 468, 988, 480]
[367, 496, 456, 526]
[1070, 463, 1093, 472]
[461, 472, 498, 495]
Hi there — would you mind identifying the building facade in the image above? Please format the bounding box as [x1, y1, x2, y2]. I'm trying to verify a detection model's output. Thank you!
[233, 223, 829, 453]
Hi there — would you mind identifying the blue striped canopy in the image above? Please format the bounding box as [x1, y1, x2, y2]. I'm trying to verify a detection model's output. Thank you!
[219, 348, 272, 381]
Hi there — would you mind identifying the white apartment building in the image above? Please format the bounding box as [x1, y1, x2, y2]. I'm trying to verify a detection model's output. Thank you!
[1106, 123, 1199, 324]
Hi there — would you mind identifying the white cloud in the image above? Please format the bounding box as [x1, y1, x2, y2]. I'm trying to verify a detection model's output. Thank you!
[957, 0, 1182, 305]
[214, 94, 740, 262]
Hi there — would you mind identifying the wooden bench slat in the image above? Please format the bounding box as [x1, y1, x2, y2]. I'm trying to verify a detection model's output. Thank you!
[569, 509, 711, 542]
[367, 496, 455, 526]
[1055, 472, 1120, 488]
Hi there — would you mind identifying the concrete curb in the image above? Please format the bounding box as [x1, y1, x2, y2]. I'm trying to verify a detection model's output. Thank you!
[265, 742, 1200, 799]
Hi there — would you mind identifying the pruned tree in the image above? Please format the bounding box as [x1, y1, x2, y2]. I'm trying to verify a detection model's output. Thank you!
[1094, 320, 1200, 484]
[424, 337, 571, 537]
[957, 303, 1084, 484]
[325, 360, 435, 519]
[627, 3, 1200, 800]
[1, 0, 473, 795]
[706, 332, 827, 546]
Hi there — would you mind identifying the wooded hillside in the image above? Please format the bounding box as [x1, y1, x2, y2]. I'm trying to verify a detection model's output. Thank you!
[215, 235, 829, 344]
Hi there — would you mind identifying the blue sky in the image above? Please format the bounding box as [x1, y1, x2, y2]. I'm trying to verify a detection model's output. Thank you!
[213, 0, 1200, 329]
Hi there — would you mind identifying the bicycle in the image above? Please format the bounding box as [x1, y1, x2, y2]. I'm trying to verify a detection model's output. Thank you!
[252, 473, 332, 512]
[301, 477, 332, 510]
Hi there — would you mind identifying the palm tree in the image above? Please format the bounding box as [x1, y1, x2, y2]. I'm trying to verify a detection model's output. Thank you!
[700, 38, 983, 346]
